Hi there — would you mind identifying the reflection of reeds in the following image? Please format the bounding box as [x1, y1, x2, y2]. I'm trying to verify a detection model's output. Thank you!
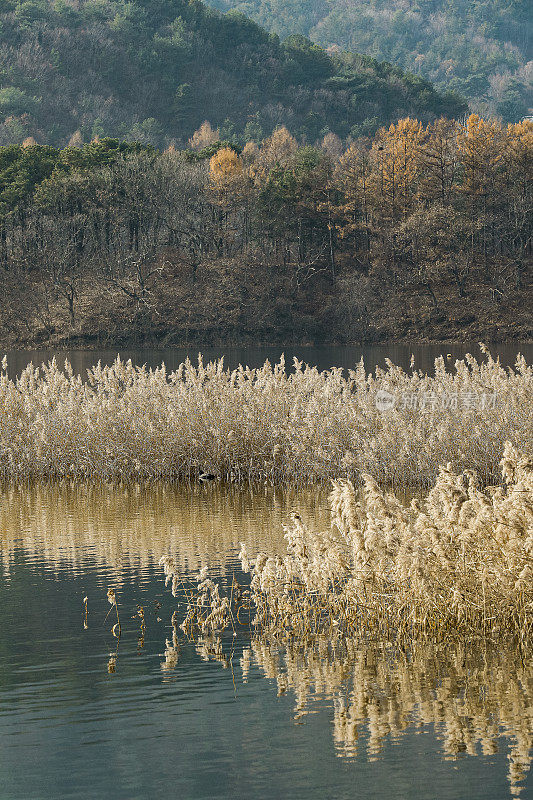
[106, 587, 121, 634]
[153, 622, 531, 796]
[0, 348, 530, 485]
[247, 637, 532, 797]
[157, 445, 532, 792]
[155, 445, 531, 792]
[160, 614, 180, 674]
[0, 481, 313, 577]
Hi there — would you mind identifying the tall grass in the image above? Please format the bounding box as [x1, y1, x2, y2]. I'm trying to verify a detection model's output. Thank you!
[167, 443, 533, 642]
[0, 347, 531, 484]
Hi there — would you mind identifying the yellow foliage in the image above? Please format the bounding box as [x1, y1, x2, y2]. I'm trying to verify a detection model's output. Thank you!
[417, 117, 458, 202]
[188, 120, 219, 150]
[260, 125, 297, 165]
[505, 118, 533, 171]
[369, 116, 424, 217]
[209, 147, 243, 182]
[250, 125, 298, 183]
[457, 113, 503, 195]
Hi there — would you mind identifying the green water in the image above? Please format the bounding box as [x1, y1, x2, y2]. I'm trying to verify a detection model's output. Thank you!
[0, 481, 530, 800]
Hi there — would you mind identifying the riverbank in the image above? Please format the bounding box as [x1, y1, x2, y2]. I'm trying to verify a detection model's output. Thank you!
[1, 259, 531, 350]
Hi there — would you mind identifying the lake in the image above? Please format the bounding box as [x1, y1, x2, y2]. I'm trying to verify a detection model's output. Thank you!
[0, 345, 531, 800]
[4, 341, 533, 377]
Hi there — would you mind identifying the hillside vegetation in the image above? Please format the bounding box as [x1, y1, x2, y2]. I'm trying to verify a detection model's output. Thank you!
[0, 115, 531, 347]
[210, 0, 532, 121]
[0, 0, 465, 148]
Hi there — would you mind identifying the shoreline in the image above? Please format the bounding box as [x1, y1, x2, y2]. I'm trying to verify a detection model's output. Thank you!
[3, 334, 533, 351]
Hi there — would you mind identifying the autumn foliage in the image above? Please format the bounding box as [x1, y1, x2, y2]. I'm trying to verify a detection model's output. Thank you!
[0, 114, 530, 346]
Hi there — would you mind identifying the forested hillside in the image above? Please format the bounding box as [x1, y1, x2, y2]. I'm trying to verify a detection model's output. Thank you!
[0, 116, 531, 347]
[209, 0, 532, 121]
[0, 0, 466, 147]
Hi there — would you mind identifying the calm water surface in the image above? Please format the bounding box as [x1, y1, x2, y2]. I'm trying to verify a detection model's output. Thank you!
[0, 482, 531, 800]
[5, 341, 533, 377]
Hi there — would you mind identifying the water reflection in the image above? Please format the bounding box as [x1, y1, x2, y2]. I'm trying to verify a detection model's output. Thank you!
[192, 634, 532, 797]
[0, 481, 531, 800]
[0, 481, 328, 578]
[6, 342, 533, 379]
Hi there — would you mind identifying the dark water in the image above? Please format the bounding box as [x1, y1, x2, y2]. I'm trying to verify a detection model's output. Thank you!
[0, 483, 531, 800]
[4, 341, 533, 378]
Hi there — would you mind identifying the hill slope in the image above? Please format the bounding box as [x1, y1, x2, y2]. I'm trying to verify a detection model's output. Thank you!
[0, 0, 465, 147]
[209, 0, 532, 121]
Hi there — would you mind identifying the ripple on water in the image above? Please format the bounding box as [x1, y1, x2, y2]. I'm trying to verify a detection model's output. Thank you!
[0, 481, 530, 800]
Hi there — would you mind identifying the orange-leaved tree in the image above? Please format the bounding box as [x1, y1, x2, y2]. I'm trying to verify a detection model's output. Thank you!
[368, 117, 424, 222]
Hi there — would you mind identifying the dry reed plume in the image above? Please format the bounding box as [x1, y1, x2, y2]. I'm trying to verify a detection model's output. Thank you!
[162, 443, 533, 643]
[0, 346, 531, 485]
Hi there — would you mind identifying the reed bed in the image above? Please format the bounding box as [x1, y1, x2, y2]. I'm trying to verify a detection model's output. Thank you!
[0, 346, 531, 484]
[163, 443, 533, 642]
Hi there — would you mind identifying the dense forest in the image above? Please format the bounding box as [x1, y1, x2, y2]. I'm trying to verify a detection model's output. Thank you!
[209, 0, 532, 122]
[0, 115, 531, 346]
[0, 0, 466, 148]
